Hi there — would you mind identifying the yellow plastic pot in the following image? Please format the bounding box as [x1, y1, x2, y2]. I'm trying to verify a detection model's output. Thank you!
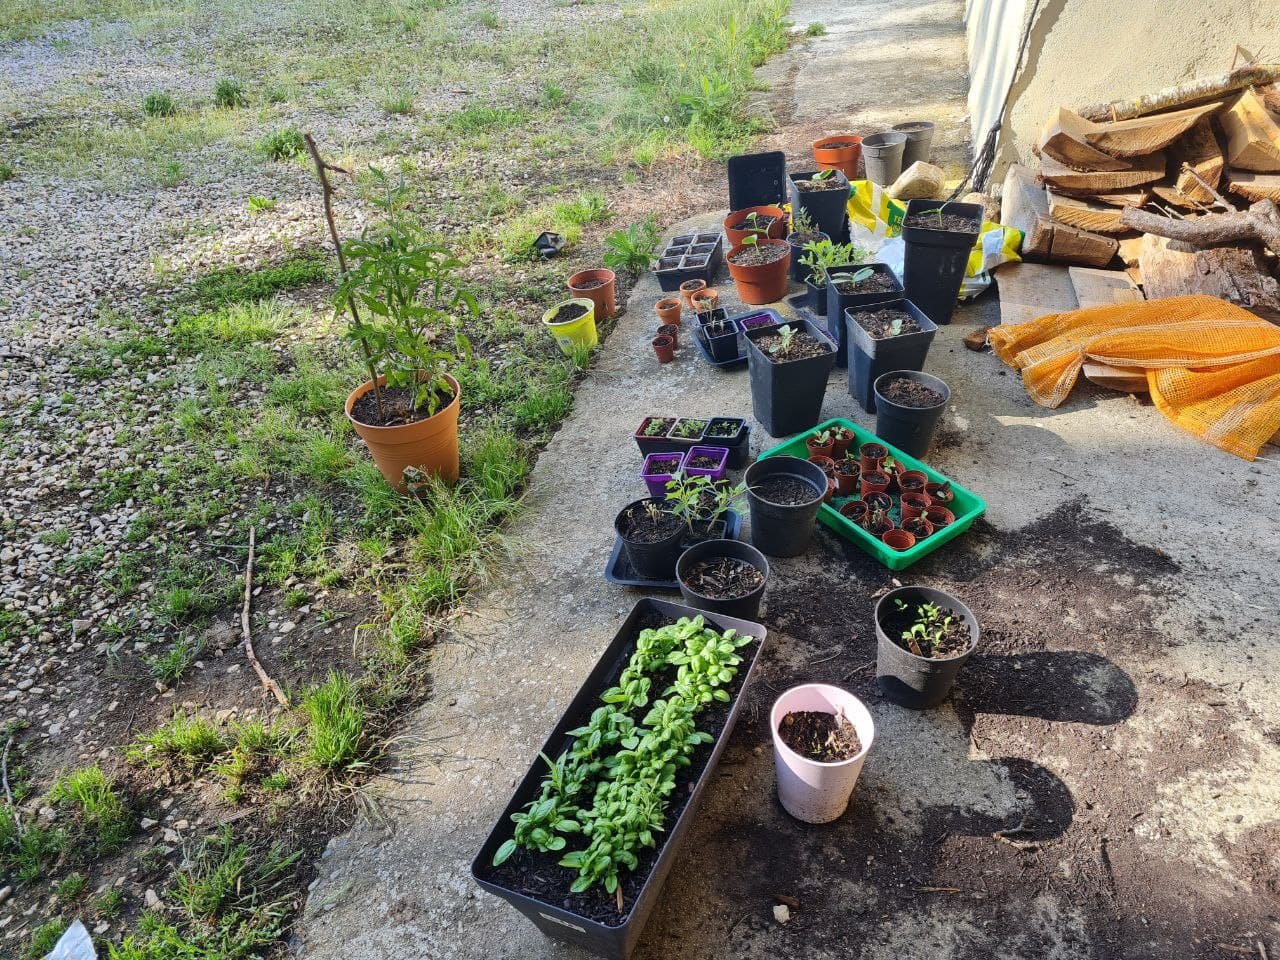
[541, 297, 598, 355]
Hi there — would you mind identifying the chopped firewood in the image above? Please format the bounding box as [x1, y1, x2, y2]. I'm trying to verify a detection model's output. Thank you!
[1036, 108, 1132, 171]
[1120, 198, 1280, 258]
[1260, 83, 1280, 115]
[1151, 184, 1208, 210]
[1039, 151, 1167, 193]
[1083, 362, 1149, 393]
[1220, 89, 1280, 172]
[1082, 100, 1224, 158]
[1001, 164, 1118, 266]
[1080, 188, 1153, 207]
[1077, 64, 1280, 123]
[1137, 234, 1280, 314]
[1226, 170, 1280, 203]
[963, 327, 991, 351]
[1048, 193, 1131, 234]
[1174, 118, 1225, 202]
[1117, 236, 1144, 266]
[1068, 266, 1143, 310]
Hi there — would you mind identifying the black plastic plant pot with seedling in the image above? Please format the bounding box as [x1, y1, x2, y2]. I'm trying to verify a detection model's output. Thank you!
[701, 317, 739, 363]
[612, 497, 686, 580]
[470, 597, 768, 960]
[744, 317, 837, 438]
[844, 297, 938, 414]
[676, 538, 770, 620]
[786, 169, 852, 241]
[900, 199, 983, 327]
[826, 263, 904, 367]
[873, 585, 979, 708]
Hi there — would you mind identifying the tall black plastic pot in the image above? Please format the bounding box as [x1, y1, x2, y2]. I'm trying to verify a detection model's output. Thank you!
[872, 370, 950, 457]
[825, 263, 904, 368]
[845, 298, 937, 414]
[745, 316, 837, 438]
[787, 170, 851, 241]
[875, 585, 979, 708]
[613, 498, 685, 579]
[787, 231, 828, 283]
[901, 199, 982, 326]
[676, 538, 770, 620]
[744, 456, 827, 557]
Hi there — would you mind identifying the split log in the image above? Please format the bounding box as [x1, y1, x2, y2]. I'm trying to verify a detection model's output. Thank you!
[1047, 193, 1131, 234]
[1220, 89, 1280, 172]
[1082, 101, 1224, 158]
[1001, 164, 1118, 266]
[1137, 234, 1280, 315]
[1077, 64, 1280, 123]
[1039, 152, 1166, 194]
[1258, 83, 1280, 116]
[1117, 236, 1145, 266]
[1081, 188, 1153, 207]
[1119, 198, 1280, 258]
[1173, 119, 1224, 202]
[1036, 108, 1132, 171]
[1226, 171, 1280, 203]
[1151, 184, 1208, 211]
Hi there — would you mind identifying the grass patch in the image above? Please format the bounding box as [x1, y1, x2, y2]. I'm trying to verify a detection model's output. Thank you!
[442, 103, 528, 134]
[302, 673, 366, 773]
[48, 765, 133, 859]
[182, 256, 328, 313]
[146, 635, 204, 685]
[128, 713, 227, 771]
[142, 91, 178, 117]
[258, 127, 306, 161]
[214, 78, 248, 108]
[55, 872, 88, 900]
[24, 918, 67, 960]
[496, 190, 609, 260]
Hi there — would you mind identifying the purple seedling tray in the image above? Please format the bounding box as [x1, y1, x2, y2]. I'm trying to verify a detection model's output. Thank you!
[641, 450, 686, 498]
[684, 445, 730, 482]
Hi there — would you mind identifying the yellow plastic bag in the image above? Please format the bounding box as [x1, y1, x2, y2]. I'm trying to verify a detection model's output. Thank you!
[846, 181, 905, 244]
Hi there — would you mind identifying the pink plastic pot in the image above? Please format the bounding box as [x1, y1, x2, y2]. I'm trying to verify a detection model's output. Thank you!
[770, 684, 875, 824]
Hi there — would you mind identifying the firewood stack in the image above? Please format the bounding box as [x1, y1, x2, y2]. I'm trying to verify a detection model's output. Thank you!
[999, 64, 1280, 318]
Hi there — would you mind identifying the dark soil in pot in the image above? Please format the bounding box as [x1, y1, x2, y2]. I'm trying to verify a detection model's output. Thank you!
[574, 277, 606, 290]
[750, 475, 819, 505]
[552, 301, 590, 322]
[704, 417, 744, 440]
[833, 271, 899, 298]
[777, 710, 861, 762]
[686, 454, 722, 470]
[729, 211, 781, 234]
[638, 416, 676, 438]
[728, 243, 789, 268]
[880, 598, 973, 659]
[646, 455, 683, 475]
[754, 329, 830, 362]
[617, 502, 683, 544]
[903, 209, 981, 233]
[878, 376, 945, 407]
[681, 557, 765, 599]
[793, 177, 845, 194]
[350, 381, 454, 427]
[853, 306, 922, 339]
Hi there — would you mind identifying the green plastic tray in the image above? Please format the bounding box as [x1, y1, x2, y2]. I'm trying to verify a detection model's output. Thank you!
[756, 417, 986, 570]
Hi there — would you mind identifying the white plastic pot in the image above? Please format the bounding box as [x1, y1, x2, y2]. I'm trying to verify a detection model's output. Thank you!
[770, 683, 875, 823]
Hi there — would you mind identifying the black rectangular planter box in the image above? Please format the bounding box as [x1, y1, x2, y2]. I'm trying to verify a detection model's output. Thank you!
[744, 315, 837, 438]
[900, 199, 982, 327]
[654, 232, 724, 292]
[845, 297, 938, 414]
[634, 416, 751, 468]
[471, 598, 769, 960]
[825, 262, 903, 367]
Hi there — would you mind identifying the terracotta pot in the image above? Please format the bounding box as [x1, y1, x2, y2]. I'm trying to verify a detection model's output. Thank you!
[690, 287, 720, 315]
[859, 442, 888, 472]
[657, 322, 680, 350]
[839, 500, 867, 525]
[679, 278, 707, 309]
[903, 516, 934, 540]
[898, 470, 929, 494]
[812, 135, 863, 180]
[723, 205, 788, 247]
[925, 505, 955, 528]
[726, 240, 791, 305]
[824, 478, 837, 503]
[926, 481, 955, 504]
[867, 517, 894, 537]
[900, 492, 931, 520]
[882, 529, 916, 552]
[652, 334, 675, 364]
[567, 268, 617, 322]
[864, 491, 892, 514]
[830, 428, 855, 459]
[833, 462, 860, 496]
[346, 373, 461, 491]
[806, 435, 835, 459]
[860, 470, 890, 497]
[656, 296, 682, 326]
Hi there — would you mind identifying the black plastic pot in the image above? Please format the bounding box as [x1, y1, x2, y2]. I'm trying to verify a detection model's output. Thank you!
[676, 538, 770, 620]
[787, 231, 828, 283]
[845, 297, 937, 414]
[614, 498, 685, 580]
[901, 199, 983, 327]
[825, 263, 904, 368]
[744, 456, 827, 557]
[803, 278, 826, 313]
[704, 319, 740, 362]
[471, 597, 768, 959]
[874, 585, 979, 708]
[744, 316, 837, 438]
[787, 170, 851, 241]
[872, 369, 950, 457]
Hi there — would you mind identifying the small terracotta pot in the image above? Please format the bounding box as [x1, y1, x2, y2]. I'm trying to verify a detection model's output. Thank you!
[723, 204, 788, 247]
[656, 297, 682, 326]
[833, 462, 860, 496]
[657, 322, 680, 350]
[925, 505, 955, 528]
[903, 516, 934, 540]
[867, 517, 894, 537]
[830, 428, 855, 459]
[926, 481, 955, 504]
[726, 240, 791, 305]
[864, 491, 893, 514]
[812, 135, 863, 180]
[860, 470, 890, 497]
[690, 287, 719, 315]
[882, 529, 916, 552]
[859, 442, 888, 472]
[898, 470, 929, 494]
[346, 373, 461, 491]
[806, 435, 835, 459]
[567, 268, 617, 322]
[839, 500, 867, 525]
[652, 334, 675, 364]
[679, 278, 707, 309]
[900, 492, 931, 520]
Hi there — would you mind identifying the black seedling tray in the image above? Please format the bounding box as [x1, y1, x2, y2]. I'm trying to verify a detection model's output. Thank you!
[604, 511, 743, 589]
[727, 150, 787, 211]
[654, 232, 723, 292]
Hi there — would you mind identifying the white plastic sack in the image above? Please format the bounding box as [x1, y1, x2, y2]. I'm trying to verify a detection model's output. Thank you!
[44, 921, 96, 960]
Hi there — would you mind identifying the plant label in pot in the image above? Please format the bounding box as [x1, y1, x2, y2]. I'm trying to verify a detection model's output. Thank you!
[873, 370, 950, 458]
[771, 683, 875, 824]
[744, 318, 836, 438]
[845, 298, 938, 414]
[874, 585, 979, 708]
[900, 199, 982, 327]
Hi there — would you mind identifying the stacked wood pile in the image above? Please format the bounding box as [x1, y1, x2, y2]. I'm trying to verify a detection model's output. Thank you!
[1000, 63, 1280, 318]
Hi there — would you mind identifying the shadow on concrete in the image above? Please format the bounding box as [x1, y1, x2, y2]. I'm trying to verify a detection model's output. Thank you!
[956, 650, 1138, 725]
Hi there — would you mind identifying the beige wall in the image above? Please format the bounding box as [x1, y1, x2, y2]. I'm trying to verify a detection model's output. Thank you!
[965, 0, 1280, 179]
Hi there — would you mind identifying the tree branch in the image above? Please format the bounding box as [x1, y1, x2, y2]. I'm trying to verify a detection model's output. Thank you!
[1119, 199, 1280, 258]
[241, 526, 289, 707]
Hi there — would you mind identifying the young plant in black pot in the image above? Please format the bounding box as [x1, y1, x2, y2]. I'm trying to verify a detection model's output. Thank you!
[743, 455, 827, 557]
[798, 237, 866, 314]
[787, 168, 851, 241]
[826, 263, 903, 367]
[875, 585, 978, 708]
[613, 497, 685, 579]
[785, 207, 828, 284]
[845, 298, 937, 414]
[744, 320, 836, 438]
[700, 314, 740, 363]
[665, 474, 744, 543]
[677, 538, 770, 620]
[873, 370, 950, 458]
[901, 199, 982, 327]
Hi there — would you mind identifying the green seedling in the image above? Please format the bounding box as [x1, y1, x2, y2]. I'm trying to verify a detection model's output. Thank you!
[768, 324, 796, 357]
[800, 238, 868, 287]
[893, 599, 955, 657]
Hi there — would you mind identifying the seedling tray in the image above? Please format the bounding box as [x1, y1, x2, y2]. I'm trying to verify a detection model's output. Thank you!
[654, 232, 724, 292]
[692, 308, 787, 371]
[757, 417, 985, 570]
[634, 416, 752, 469]
[471, 597, 768, 960]
[605, 511, 743, 589]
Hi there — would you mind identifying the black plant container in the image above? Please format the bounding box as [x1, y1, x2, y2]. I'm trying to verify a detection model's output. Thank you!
[787, 231, 828, 283]
[743, 456, 827, 557]
[471, 597, 768, 960]
[874, 585, 978, 708]
[803, 278, 826, 313]
[727, 150, 788, 211]
[900, 199, 982, 327]
[703, 318, 740, 363]
[676, 538, 770, 620]
[845, 297, 937, 414]
[744, 316, 837, 438]
[825, 263, 904, 368]
[787, 170, 851, 242]
[872, 369, 950, 458]
[613, 498, 685, 580]
[634, 416, 751, 469]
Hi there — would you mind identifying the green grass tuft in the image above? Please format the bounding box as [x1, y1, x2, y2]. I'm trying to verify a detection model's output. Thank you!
[214, 79, 248, 108]
[302, 672, 366, 772]
[128, 713, 228, 771]
[805, 21, 826, 35]
[48, 765, 133, 858]
[142, 91, 178, 118]
[257, 127, 306, 161]
[25, 918, 67, 960]
[147, 636, 204, 685]
[182, 255, 328, 312]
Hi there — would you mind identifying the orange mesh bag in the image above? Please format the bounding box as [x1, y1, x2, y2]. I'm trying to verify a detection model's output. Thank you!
[988, 294, 1280, 460]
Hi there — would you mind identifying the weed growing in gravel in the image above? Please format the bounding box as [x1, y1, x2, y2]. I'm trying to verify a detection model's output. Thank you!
[246, 194, 278, 214]
[183, 256, 328, 311]
[39, 529, 71, 547]
[382, 90, 414, 114]
[0, 161, 14, 182]
[806, 21, 826, 35]
[477, 9, 500, 28]
[258, 127, 306, 160]
[603, 218, 660, 277]
[303, 672, 366, 772]
[142, 91, 178, 117]
[128, 713, 227, 770]
[94, 888, 124, 918]
[214, 78, 249, 108]
[147, 635, 205, 685]
[496, 191, 609, 260]
[443, 103, 528, 135]
[216, 721, 294, 803]
[48, 765, 133, 858]
[24, 918, 66, 960]
[0, 804, 65, 884]
[54, 872, 87, 900]
[541, 81, 568, 106]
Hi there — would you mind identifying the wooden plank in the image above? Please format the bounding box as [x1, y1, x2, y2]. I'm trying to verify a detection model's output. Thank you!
[1080, 189, 1153, 207]
[1220, 88, 1280, 172]
[1048, 192, 1131, 233]
[1083, 100, 1225, 157]
[1225, 169, 1280, 202]
[1259, 83, 1280, 115]
[1138, 234, 1280, 315]
[1151, 184, 1208, 210]
[996, 261, 1077, 325]
[1068, 266, 1144, 309]
[1036, 108, 1132, 171]
[1001, 164, 1119, 267]
[1173, 118, 1224, 201]
[1083, 362, 1149, 392]
[1039, 152, 1167, 193]
[1048, 227, 1118, 267]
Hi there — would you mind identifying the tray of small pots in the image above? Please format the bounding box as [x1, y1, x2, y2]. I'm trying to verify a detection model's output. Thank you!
[756, 417, 985, 570]
[634, 414, 751, 468]
[691, 307, 785, 370]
